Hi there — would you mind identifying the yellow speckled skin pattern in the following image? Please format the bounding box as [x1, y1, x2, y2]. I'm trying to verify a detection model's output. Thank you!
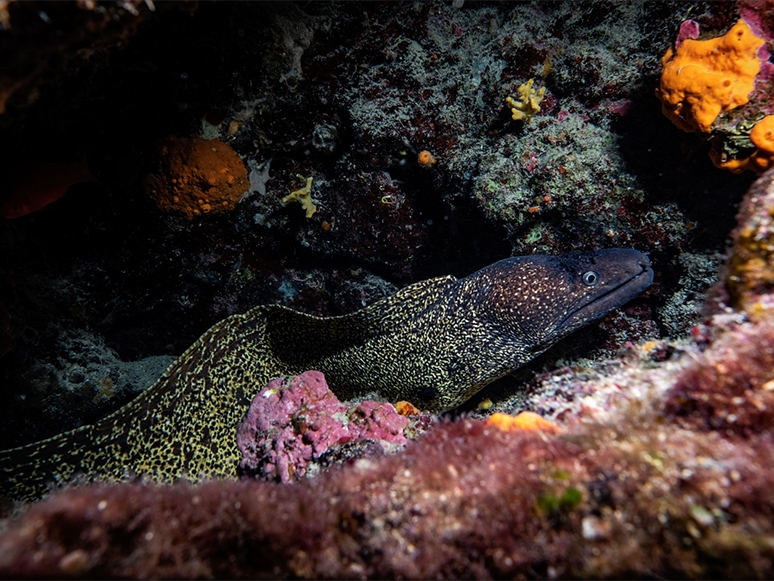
[0, 249, 652, 501]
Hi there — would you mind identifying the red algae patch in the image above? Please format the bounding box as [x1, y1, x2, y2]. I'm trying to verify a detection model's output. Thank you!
[664, 316, 774, 435]
[143, 135, 249, 219]
[4, 414, 774, 579]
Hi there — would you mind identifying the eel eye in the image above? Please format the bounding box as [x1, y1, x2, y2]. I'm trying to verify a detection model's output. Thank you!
[582, 270, 600, 286]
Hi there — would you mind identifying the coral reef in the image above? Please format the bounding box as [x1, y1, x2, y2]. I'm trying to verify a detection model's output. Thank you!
[657, 252, 724, 338]
[714, 114, 774, 173]
[0, 4, 742, 439]
[0, 327, 175, 447]
[291, 169, 428, 281]
[143, 135, 249, 219]
[664, 316, 774, 436]
[5, 378, 774, 578]
[237, 371, 409, 482]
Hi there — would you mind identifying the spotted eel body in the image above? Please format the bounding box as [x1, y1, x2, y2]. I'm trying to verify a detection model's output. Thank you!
[0, 249, 652, 501]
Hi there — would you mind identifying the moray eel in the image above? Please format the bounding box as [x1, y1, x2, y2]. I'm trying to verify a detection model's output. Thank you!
[0, 248, 652, 501]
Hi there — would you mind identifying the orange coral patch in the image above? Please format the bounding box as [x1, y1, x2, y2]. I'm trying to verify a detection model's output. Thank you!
[417, 150, 436, 167]
[395, 401, 420, 416]
[710, 115, 774, 174]
[143, 135, 249, 220]
[486, 411, 562, 434]
[657, 20, 764, 133]
[749, 115, 774, 171]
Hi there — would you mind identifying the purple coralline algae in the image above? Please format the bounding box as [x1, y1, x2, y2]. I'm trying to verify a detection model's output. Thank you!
[664, 315, 774, 436]
[675, 19, 701, 47]
[236, 371, 407, 482]
[740, 0, 774, 44]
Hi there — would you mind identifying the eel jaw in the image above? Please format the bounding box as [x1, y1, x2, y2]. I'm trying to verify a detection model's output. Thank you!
[554, 258, 654, 341]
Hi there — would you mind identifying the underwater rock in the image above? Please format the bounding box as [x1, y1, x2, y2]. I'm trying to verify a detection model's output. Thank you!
[4, 407, 774, 579]
[2, 2, 773, 577]
[664, 314, 774, 436]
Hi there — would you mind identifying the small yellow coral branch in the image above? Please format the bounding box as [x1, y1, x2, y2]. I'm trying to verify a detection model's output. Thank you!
[282, 175, 317, 218]
[505, 78, 546, 122]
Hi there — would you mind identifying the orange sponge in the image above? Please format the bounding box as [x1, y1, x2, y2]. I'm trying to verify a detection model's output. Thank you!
[485, 411, 563, 434]
[750, 115, 774, 170]
[711, 115, 774, 173]
[657, 20, 764, 133]
[143, 135, 249, 219]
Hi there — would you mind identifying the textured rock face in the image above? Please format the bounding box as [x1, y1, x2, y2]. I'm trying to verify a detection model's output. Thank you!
[726, 167, 774, 307]
[3, 399, 774, 579]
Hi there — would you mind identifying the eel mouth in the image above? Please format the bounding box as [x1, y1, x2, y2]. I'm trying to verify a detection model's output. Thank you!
[557, 256, 654, 335]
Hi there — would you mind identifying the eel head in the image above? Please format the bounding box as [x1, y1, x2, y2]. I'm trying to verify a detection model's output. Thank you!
[472, 248, 654, 352]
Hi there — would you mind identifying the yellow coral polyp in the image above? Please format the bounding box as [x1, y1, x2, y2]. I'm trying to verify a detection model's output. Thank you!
[506, 79, 546, 122]
[656, 20, 764, 133]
